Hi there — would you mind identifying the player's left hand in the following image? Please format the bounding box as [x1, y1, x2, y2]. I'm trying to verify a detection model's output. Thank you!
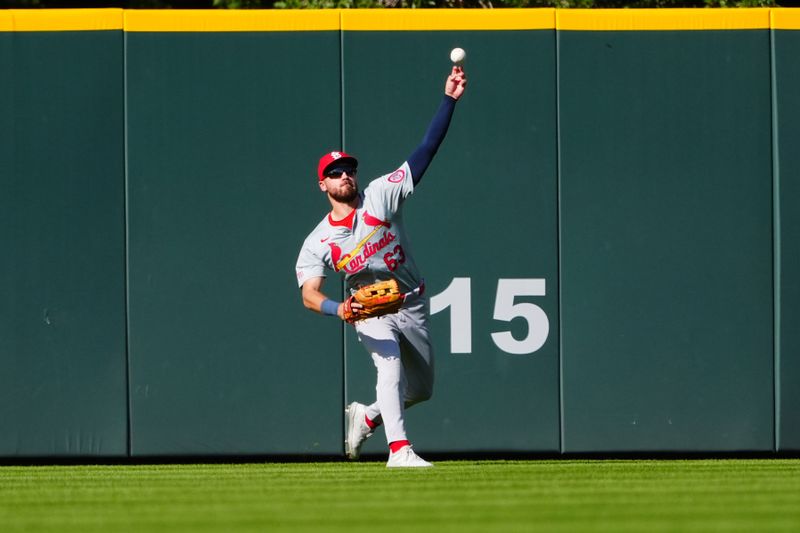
[445, 66, 467, 100]
[338, 299, 363, 321]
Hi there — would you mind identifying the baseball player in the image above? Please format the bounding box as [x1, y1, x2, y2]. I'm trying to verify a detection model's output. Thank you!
[295, 66, 467, 468]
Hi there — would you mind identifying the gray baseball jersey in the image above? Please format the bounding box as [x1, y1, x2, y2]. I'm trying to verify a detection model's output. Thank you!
[295, 161, 422, 294]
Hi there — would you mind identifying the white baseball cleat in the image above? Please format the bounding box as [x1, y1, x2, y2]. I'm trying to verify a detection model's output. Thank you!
[386, 445, 433, 468]
[345, 402, 373, 460]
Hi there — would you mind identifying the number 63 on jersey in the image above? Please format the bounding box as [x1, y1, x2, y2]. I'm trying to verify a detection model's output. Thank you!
[430, 278, 550, 355]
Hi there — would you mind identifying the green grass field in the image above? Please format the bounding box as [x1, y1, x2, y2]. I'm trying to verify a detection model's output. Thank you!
[1, 459, 799, 532]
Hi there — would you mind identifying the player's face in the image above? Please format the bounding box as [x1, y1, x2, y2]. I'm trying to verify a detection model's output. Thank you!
[322, 168, 359, 203]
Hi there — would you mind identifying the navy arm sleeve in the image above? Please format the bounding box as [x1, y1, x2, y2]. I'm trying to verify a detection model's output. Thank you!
[408, 95, 457, 186]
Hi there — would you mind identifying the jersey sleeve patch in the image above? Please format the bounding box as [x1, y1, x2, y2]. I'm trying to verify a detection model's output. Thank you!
[365, 162, 413, 218]
[386, 168, 405, 184]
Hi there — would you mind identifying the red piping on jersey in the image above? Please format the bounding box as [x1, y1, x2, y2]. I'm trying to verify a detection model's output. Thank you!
[328, 208, 356, 230]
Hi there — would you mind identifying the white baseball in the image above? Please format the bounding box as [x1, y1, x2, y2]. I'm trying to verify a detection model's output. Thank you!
[450, 47, 466, 65]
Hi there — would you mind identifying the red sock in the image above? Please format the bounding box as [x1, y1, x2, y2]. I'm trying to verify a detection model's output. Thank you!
[365, 415, 379, 430]
[389, 440, 410, 454]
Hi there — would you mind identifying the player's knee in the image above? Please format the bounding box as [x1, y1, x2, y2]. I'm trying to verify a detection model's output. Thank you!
[375, 365, 403, 391]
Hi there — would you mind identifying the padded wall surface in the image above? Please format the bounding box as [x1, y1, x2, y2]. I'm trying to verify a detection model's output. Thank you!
[0, 30, 127, 456]
[558, 29, 774, 452]
[341, 29, 561, 453]
[125, 31, 344, 455]
[775, 28, 800, 452]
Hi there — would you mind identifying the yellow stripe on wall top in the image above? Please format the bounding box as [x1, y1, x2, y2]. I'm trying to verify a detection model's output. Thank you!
[123, 9, 339, 32]
[0, 8, 123, 32]
[2, 8, 800, 33]
[772, 8, 800, 30]
[557, 8, 771, 31]
[341, 8, 555, 31]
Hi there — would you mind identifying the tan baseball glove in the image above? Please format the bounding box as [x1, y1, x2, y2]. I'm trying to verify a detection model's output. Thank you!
[342, 279, 404, 324]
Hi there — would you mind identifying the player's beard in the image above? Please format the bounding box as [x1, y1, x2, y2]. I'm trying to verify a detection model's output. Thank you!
[329, 182, 359, 203]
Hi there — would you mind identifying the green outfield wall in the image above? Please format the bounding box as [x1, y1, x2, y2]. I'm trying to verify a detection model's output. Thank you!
[559, 24, 774, 453]
[124, 27, 344, 456]
[0, 21, 128, 457]
[1, 8, 798, 457]
[340, 19, 560, 454]
[774, 11, 800, 452]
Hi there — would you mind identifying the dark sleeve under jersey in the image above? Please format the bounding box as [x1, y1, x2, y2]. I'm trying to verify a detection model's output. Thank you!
[407, 95, 457, 186]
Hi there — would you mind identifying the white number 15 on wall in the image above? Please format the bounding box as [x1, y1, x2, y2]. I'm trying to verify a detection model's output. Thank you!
[430, 278, 550, 355]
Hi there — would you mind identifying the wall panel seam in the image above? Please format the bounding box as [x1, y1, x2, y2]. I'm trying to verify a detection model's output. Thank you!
[555, 13, 565, 456]
[339, 9, 348, 455]
[122, 25, 133, 458]
[769, 18, 781, 452]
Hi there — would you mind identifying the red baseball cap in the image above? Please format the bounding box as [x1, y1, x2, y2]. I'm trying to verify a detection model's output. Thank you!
[317, 151, 358, 181]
